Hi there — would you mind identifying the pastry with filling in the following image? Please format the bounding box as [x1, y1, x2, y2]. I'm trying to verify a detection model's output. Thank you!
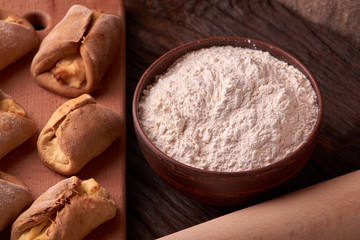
[11, 176, 117, 240]
[31, 4, 123, 97]
[0, 171, 33, 232]
[0, 90, 37, 159]
[37, 94, 124, 175]
[0, 9, 38, 71]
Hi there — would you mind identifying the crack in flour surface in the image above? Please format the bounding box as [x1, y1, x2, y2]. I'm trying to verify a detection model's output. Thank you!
[138, 46, 318, 172]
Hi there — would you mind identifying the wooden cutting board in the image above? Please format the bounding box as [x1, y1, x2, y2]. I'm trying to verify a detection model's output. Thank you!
[0, 0, 126, 239]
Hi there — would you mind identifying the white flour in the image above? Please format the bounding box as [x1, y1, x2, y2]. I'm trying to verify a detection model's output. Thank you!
[138, 46, 318, 172]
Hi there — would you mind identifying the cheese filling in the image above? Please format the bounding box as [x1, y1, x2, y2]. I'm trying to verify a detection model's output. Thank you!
[51, 53, 86, 89]
[4, 16, 15, 22]
[44, 137, 70, 165]
[0, 99, 26, 116]
[77, 178, 108, 197]
[18, 179, 106, 240]
[18, 220, 49, 240]
[3, 16, 24, 24]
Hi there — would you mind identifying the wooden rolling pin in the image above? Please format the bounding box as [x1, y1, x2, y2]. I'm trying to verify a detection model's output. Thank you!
[158, 170, 360, 240]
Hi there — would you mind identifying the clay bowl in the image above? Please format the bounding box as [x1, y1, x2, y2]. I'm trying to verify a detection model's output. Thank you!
[132, 37, 323, 206]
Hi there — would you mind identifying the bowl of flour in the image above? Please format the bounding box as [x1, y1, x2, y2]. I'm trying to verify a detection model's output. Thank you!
[133, 37, 323, 206]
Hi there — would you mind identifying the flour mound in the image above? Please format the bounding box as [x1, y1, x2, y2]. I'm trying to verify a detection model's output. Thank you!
[138, 46, 318, 172]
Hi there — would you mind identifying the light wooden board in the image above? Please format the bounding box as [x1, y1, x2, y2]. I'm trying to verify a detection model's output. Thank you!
[0, 0, 126, 239]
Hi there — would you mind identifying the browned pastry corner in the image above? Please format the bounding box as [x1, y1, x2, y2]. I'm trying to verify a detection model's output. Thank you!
[0, 171, 33, 232]
[31, 4, 123, 97]
[0, 9, 39, 71]
[0, 90, 37, 159]
[37, 94, 125, 175]
[11, 176, 117, 240]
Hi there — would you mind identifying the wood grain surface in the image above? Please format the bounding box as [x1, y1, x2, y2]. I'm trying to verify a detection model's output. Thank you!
[125, 0, 360, 239]
[0, 0, 126, 239]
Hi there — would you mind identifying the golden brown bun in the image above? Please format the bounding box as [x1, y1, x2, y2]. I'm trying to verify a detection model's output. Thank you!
[31, 4, 123, 97]
[37, 94, 125, 175]
[0, 9, 38, 71]
[11, 176, 117, 240]
[0, 90, 37, 159]
[0, 171, 33, 231]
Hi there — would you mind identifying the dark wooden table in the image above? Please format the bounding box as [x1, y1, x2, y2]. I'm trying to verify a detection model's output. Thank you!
[125, 0, 360, 239]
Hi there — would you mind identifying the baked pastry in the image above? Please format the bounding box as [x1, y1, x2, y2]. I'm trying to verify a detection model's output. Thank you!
[0, 171, 33, 231]
[31, 4, 122, 97]
[0, 90, 37, 159]
[0, 9, 38, 71]
[11, 176, 117, 240]
[37, 94, 124, 175]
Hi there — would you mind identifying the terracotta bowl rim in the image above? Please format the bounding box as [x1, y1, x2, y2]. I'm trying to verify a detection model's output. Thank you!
[132, 36, 323, 176]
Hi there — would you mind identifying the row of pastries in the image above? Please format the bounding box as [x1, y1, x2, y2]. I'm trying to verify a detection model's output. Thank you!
[0, 4, 124, 240]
